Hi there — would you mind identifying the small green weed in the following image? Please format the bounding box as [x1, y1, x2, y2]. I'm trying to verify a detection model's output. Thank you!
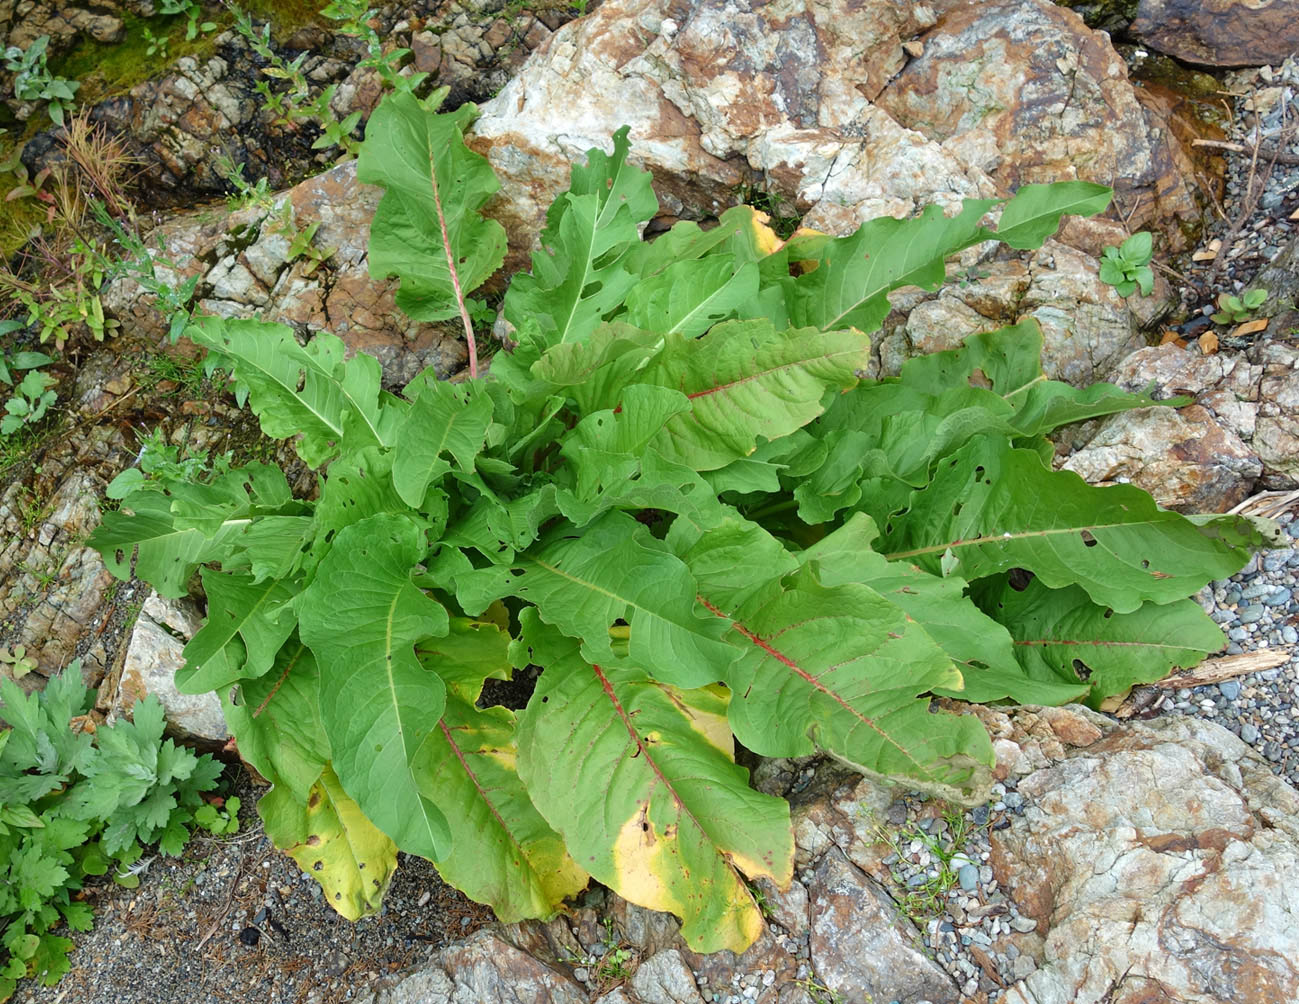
[1098, 230, 1154, 297]
[2, 36, 80, 127]
[0, 644, 37, 679]
[1211, 288, 1267, 325]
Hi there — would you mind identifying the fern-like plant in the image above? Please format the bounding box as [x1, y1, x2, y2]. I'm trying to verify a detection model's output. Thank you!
[88, 88, 1278, 953]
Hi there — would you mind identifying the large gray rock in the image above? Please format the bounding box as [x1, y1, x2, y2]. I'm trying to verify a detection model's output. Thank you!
[106, 592, 228, 743]
[807, 848, 961, 1004]
[980, 707, 1299, 1004]
[1102, 341, 1299, 489]
[874, 0, 1199, 243]
[629, 950, 705, 1004]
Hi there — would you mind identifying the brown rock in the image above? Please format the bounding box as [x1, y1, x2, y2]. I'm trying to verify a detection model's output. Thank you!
[1132, 0, 1299, 67]
[874, 0, 1201, 245]
[807, 847, 960, 1004]
[1062, 403, 1262, 511]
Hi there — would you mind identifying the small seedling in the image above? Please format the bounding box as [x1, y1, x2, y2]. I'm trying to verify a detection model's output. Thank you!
[1098, 231, 1154, 297]
[0, 644, 37, 678]
[194, 796, 241, 835]
[1211, 288, 1267, 325]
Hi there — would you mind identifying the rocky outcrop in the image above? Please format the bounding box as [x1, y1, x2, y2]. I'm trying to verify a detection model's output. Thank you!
[350, 704, 1299, 1004]
[984, 708, 1299, 1004]
[1062, 403, 1262, 511]
[1132, 0, 1299, 68]
[471, 0, 1204, 263]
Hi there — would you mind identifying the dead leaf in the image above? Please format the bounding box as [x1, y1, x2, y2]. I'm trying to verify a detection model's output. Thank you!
[1159, 329, 1186, 347]
[1230, 318, 1269, 338]
[1199, 330, 1219, 355]
[1192, 239, 1222, 262]
[1290, 207, 1299, 221]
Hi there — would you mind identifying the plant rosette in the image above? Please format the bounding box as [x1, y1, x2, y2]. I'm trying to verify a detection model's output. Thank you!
[88, 88, 1281, 955]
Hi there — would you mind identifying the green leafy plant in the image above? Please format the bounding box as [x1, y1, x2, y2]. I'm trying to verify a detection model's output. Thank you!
[0, 646, 37, 679]
[1, 364, 56, 437]
[161, 0, 218, 41]
[2, 37, 79, 127]
[0, 337, 56, 438]
[88, 89, 1277, 955]
[1098, 230, 1154, 297]
[193, 795, 241, 835]
[0, 664, 224, 998]
[1211, 288, 1267, 325]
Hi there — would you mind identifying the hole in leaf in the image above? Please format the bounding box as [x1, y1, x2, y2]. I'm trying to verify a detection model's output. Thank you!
[1103, 608, 1114, 618]
[1141, 559, 1150, 569]
[313, 860, 324, 871]
[974, 466, 985, 479]
[1080, 530, 1098, 547]
[1071, 658, 1092, 681]
[1007, 568, 1034, 591]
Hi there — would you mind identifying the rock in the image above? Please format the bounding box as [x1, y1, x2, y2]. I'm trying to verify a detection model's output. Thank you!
[629, 949, 705, 1004]
[874, 0, 1199, 242]
[750, 876, 810, 939]
[887, 240, 1145, 387]
[438, 930, 589, 1003]
[991, 714, 1299, 1004]
[1062, 403, 1262, 511]
[788, 767, 897, 874]
[1132, 0, 1299, 68]
[679, 925, 799, 1004]
[1099, 340, 1299, 489]
[0, 465, 123, 686]
[101, 161, 466, 386]
[354, 965, 455, 1004]
[1254, 342, 1299, 486]
[607, 899, 683, 958]
[472, 0, 1201, 268]
[105, 592, 228, 743]
[807, 847, 960, 1004]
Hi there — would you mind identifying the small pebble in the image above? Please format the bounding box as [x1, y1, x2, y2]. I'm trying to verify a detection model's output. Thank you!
[958, 864, 978, 891]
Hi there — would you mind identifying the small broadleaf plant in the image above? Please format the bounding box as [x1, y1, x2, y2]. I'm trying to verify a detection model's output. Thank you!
[88, 88, 1280, 954]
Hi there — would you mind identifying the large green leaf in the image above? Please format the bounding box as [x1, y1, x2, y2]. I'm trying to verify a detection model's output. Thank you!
[177, 570, 299, 693]
[424, 695, 589, 922]
[458, 511, 737, 690]
[992, 182, 1112, 249]
[187, 318, 387, 467]
[391, 379, 494, 508]
[639, 319, 871, 471]
[513, 612, 792, 954]
[222, 639, 328, 802]
[716, 568, 992, 802]
[781, 183, 1110, 333]
[876, 436, 1272, 613]
[503, 127, 658, 345]
[975, 577, 1227, 707]
[258, 765, 397, 920]
[622, 256, 759, 339]
[894, 320, 1167, 437]
[800, 514, 1088, 705]
[357, 90, 506, 321]
[89, 491, 248, 599]
[298, 513, 452, 860]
